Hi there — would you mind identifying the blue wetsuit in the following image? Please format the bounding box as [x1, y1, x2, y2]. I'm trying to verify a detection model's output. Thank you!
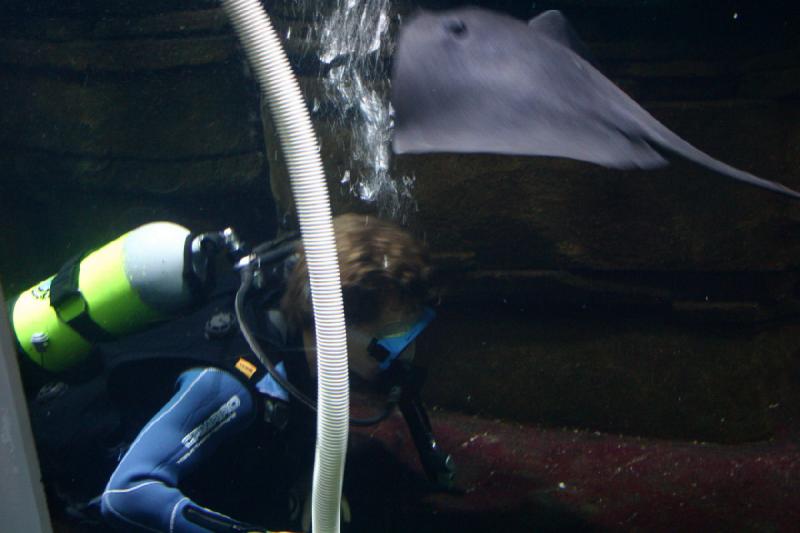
[101, 365, 289, 532]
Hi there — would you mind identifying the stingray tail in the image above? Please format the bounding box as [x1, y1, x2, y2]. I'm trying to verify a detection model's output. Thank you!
[644, 122, 800, 200]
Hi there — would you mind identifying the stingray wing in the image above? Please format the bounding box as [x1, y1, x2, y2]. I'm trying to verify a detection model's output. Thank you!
[391, 8, 665, 168]
[391, 8, 800, 199]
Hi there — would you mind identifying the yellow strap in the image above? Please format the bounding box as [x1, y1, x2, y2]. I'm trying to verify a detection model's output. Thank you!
[235, 357, 258, 379]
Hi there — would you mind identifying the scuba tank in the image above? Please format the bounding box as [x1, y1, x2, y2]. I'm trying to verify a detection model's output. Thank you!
[10, 221, 243, 373]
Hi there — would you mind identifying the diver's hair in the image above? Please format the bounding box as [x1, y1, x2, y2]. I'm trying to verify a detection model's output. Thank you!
[281, 213, 431, 332]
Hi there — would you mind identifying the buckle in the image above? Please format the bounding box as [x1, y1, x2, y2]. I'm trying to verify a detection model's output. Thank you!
[204, 311, 237, 339]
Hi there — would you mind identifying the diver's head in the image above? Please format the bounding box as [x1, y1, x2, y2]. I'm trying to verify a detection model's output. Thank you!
[281, 213, 432, 382]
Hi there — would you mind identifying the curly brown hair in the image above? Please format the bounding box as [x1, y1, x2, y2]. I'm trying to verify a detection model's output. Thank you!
[281, 213, 431, 332]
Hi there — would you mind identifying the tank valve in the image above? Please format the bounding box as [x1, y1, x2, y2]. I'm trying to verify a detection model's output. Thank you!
[30, 332, 50, 353]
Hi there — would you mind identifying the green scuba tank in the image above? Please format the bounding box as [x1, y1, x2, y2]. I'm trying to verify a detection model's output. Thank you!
[10, 221, 218, 373]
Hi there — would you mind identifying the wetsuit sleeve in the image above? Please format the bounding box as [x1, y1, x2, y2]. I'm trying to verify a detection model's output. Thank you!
[100, 367, 261, 532]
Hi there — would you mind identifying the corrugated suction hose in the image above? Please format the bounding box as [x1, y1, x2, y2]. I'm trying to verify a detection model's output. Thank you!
[220, 1, 349, 532]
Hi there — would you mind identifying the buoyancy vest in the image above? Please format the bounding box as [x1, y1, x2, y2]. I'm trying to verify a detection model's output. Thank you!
[101, 267, 314, 426]
[98, 269, 318, 527]
[28, 267, 316, 520]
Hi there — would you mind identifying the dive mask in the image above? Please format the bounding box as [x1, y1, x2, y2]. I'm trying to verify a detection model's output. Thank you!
[367, 306, 436, 371]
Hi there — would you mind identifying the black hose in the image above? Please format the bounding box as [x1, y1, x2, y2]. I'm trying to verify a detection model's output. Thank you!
[235, 264, 398, 426]
[236, 265, 317, 411]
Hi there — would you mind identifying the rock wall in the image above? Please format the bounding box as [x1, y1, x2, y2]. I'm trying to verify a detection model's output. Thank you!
[1, 1, 799, 443]
[0, 1, 276, 293]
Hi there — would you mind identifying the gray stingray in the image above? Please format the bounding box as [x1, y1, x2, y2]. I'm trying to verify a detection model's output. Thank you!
[391, 8, 800, 199]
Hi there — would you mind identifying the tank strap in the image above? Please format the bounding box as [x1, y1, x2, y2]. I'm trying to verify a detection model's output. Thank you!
[50, 253, 115, 343]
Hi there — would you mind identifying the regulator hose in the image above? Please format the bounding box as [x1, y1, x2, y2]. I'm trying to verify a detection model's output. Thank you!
[220, 1, 349, 532]
[234, 264, 400, 424]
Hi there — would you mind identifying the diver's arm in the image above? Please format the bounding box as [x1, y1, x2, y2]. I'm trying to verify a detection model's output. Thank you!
[100, 367, 265, 532]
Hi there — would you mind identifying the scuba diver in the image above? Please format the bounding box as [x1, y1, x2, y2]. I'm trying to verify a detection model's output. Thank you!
[13, 213, 455, 532]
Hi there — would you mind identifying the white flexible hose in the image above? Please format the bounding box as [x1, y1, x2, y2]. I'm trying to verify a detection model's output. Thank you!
[220, 2, 349, 532]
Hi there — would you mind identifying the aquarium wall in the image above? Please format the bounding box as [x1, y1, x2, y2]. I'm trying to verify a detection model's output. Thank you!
[2, 0, 800, 447]
[0, 0, 278, 295]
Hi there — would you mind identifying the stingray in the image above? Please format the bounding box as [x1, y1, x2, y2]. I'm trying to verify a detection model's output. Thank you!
[390, 8, 800, 199]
